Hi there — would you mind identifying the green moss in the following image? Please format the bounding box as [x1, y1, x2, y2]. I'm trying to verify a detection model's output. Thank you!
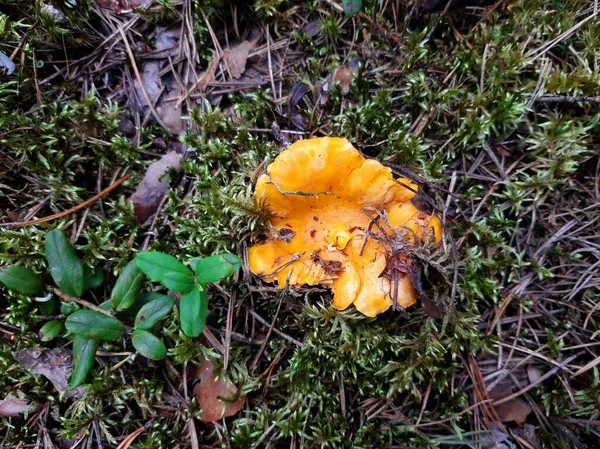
[2, 0, 600, 447]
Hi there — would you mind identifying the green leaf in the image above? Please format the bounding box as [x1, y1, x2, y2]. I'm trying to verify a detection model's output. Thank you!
[39, 296, 56, 315]
[70, 337, 98, 389]
[111, 260, 145, 310]
[60, 302, 78, 315]
[82, 265, 104, 291]
[119, 292, 165, 317]
[189, 253, 242, 284]
[40, 320, 64, 341]
[0, 265, 44, 295]
[132, 329, 167, 360]
[134, 295, 175, 330]
[45, 229, 84, 297]
[162, 272, 195, 293]
[65, 310, 125, 341]
[135, 252, 192, 282]
[342, 0, 362, 16]
[179, 286, 208, 337]
[100, 292, 167, 318]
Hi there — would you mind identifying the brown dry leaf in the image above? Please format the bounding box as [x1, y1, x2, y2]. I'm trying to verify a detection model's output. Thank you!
[13, 347, 72, 392]
[191, 358, 245, 422]
[490, 388, 532, 424]
[196, 55, 219, 92]
[331, 66, 356, 94]
[156, 100, 185, 135]
[130, 151, 182, 224]
[0, 392, 31, 417]
[155, 78, 186, 135]
[420, 295, 442, 318]
[222, 39, 257, 79]
[317, 59, 361, 104]
[132, 27, 185, 134]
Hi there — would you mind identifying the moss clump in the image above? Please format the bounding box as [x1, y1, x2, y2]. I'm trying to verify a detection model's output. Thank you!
[1, 0, 600, 448]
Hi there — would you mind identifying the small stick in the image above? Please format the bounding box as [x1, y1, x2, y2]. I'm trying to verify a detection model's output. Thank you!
[250, 159, 267, 184]
[250, 295, 284, 372]
[422, 0, 454, 44]
[533, 94, 600, 104]
[267, 181, 339, 198]
[52, 288, 114, 318]
[0, 174, 131, 228]
[494, 353, 582, 404]
[118, 27, 169, 130]
[259, 252, 305, 279]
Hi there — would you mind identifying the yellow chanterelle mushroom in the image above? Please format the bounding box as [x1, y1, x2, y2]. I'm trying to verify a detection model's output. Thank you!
[248, 137, 442, 317]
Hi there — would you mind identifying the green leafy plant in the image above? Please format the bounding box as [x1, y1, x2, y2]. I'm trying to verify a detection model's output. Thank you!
[341, 0, 362, 16]
[134, 251, 241, 337]
[0, 229, 241, 389]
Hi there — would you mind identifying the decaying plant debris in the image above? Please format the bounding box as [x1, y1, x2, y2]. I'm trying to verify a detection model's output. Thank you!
[1, 0, 600, 448]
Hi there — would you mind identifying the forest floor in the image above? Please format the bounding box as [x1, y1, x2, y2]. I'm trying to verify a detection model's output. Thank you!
[1, 0, 600, 448]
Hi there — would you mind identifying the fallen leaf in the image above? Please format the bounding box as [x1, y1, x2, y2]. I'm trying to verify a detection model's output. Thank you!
[222, 39, 257, 79]
[2, 328, 15, 342]
[13, 347, 72, 392]
[118, 115, 136, 137]
[420, 294, 442, 318]
[303, 20, 322, 38]
[289, 82, 310, 109]
[316, 58, 361, 103]
[0, 51, 15, 76]
[153, 26, 180, 58]
[512, 423, 540, 449]
[0, 392, 30, 417]
[290, 113, 308, 131]
[41, 3, 65, 21]
[151, 137, 167, 151]
[331, 66, 356, 94]
[490, 388, 532, 424]
[191, 358, 245, 422]
[156, 86, 185, 134]
[130, 151, 183, 224]
[234, 66, 265, 88]
[197, 55, 219, 92]
[480, 422, 510, 449]
[132, 27, 185, 134]
[133, 61, 162, 107]
[527, 365, 543, 384]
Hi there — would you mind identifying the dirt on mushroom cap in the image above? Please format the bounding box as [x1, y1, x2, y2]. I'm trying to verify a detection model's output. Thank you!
[248, 137, 442, 317]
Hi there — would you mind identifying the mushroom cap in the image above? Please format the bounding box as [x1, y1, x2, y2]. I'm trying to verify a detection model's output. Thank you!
[248, 137, 442, 317]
